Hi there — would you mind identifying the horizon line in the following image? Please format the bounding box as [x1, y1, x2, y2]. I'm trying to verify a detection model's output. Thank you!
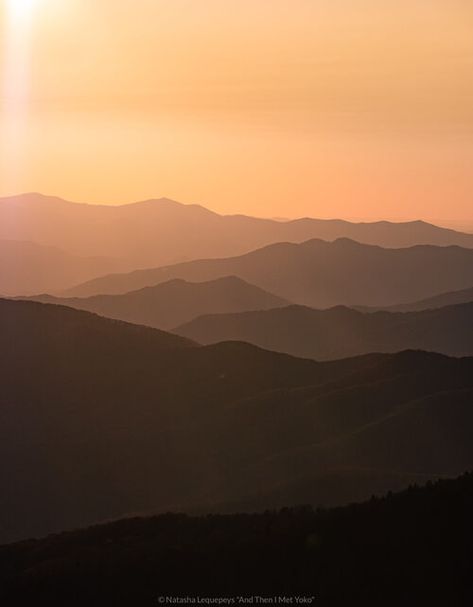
[1, 191, 473, 233]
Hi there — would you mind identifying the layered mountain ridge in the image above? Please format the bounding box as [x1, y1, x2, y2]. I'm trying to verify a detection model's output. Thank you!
[2, 298, 473, 544]
[65, 238, 473, 308]
[22, 276, 289, 330]
[175, 301, 473, 360]
[3, 192, 473, 295]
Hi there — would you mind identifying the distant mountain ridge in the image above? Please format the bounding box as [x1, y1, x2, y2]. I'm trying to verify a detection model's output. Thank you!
[175, 301, 473, 360]
[23, 276, 288, 330]
[357, 285, 473, 313]
[2, 193, 473, 296]
[65, 238, 473, 307]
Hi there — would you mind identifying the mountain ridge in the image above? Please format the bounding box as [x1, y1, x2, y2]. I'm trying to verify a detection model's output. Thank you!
[21, 276, 289, 330]
[3, 193, 473, 296]
[2, 298, 473, 544]
[357, 285, 473, 313]
[64, 238, 473, 307]
[2, 472, 473, 604]
[175, 301, 473, 360]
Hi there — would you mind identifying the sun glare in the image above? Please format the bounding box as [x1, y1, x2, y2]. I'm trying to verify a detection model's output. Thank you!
[2, 0, 39, 191]
[8, 0, 38, 21]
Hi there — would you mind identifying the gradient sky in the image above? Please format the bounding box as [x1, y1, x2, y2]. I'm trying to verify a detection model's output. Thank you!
[0, 0, 472, 224]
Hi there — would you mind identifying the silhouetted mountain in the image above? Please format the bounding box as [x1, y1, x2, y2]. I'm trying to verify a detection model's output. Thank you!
[2, 299, 473, 545]
[358, 285, 473, 312]
[24, 276, 288, 330]
[0, 239, 126, 296]
[1, 473, 473, 605]
[66, 238, 473, 307]
[2, 193, 473, 292]
[176, 302, 473, 360]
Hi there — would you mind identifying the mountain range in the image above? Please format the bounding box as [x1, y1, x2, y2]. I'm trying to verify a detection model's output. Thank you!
[26, 278, 473, 360]
[2, 298, 473, 544]
[65, 238, 473, 308]
[24, 276, 288, 330]
[176, 302, 473, 360]
[2, 192, 473, 295]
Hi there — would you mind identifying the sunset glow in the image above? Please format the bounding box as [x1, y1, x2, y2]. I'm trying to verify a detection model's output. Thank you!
[2, 2, 473, 592]
[0, 0, 472, 225]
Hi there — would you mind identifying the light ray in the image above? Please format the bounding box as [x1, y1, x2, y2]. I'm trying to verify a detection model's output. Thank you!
[1, 0, 38, 191]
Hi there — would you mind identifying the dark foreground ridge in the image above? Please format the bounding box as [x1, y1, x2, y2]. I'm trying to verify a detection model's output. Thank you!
[2, 298, 473, 545]
[1, 473, 473, 606]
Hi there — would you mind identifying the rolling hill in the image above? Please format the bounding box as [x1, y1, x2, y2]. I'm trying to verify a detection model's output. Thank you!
[2, 193, 473, 281]
[175, 301, 473, 360]
[66, 238, 473, 307]
[2, 299, 473, 545]
[24, 276, 288, 330]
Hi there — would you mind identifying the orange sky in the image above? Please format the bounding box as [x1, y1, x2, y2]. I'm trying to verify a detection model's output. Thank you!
[0, 0, 472, 224]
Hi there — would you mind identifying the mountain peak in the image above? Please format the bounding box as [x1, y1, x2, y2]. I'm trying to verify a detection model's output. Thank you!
[124, 197, 220, 217]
